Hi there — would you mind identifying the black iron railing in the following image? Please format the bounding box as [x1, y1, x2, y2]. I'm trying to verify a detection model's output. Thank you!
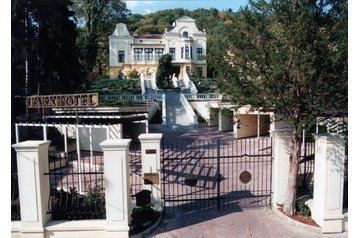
[298, 137, 315, 195]
[129, 142, 142, 201]
[45, 151, 105, 220]
[161, 137, 272, 211]
[11, 150, 21, 221]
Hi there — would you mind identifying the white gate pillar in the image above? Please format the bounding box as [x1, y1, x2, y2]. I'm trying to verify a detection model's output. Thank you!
[12, 140, 51, 237]
[272, 130, 292, 207]
[312, 134, 345, 233]
[100, 139, 131, 238]
[138, 133, 163, 210]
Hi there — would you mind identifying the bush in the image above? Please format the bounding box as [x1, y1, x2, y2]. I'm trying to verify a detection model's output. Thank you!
[192, 78, 219, 93]
[128, 69, 140, 79]
[100, 99, 134, 107]
[296, 200, 311, 217]
[86, 78, 141, 94]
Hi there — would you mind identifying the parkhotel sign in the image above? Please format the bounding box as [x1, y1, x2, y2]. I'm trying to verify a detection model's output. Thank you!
[26, 93, 99, 108]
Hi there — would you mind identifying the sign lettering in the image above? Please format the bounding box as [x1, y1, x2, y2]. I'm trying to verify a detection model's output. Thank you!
[26, 93, 99, 108]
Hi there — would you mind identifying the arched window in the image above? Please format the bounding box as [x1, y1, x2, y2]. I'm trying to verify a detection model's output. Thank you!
[183, 31, 188, 37]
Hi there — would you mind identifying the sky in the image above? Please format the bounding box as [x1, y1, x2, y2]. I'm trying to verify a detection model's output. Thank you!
[125, 0, 249, 15]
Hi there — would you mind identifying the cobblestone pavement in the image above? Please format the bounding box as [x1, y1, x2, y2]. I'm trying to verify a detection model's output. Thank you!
[146, 208, 348, 238]
[145, 127, 348, 238]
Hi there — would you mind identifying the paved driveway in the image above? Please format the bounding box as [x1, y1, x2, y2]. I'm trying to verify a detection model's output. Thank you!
[146, 208, 347, 238]
[145, 127, 348, 238]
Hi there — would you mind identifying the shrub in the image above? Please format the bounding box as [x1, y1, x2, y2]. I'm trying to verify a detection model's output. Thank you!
[296, 200, 311, 217]
[86, 78, 141, 94]
[128, 69, 140, 79]
[191, 78, 218, 93]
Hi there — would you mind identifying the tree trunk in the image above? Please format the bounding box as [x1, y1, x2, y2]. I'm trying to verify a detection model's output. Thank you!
[283, 132, 302, 216]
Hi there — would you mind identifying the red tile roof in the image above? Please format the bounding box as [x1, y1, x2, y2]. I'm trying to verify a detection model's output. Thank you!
[134, 34, 163, 39]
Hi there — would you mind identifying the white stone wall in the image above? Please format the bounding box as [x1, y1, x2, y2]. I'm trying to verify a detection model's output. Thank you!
[190, 101, 220, 121]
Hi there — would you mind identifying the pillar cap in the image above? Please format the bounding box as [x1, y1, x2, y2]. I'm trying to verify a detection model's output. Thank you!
[12, 140, 51, 151]
[314, 133, 345, 142]
[100, 139, 132, 150]
[138, 133, 163, 142]
[272, 129, 293, 137]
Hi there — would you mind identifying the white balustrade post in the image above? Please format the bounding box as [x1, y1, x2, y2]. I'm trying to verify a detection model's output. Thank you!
[272, 130, 292, 207]
[161, 94, 167, 126]
[138, 133, 163, 210]
[312, 134, 345, 233]
[100, 139, 131, 238]
[12, 140, 51, 237]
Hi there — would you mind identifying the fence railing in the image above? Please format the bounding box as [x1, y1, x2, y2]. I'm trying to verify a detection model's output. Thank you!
[184, 93, 223, 101]
[11, 151, 20, 221]
[129, 142, 142, 202]
[45, 151, 105, 220]
[298, 139, 315, 195]
[100, 94, 163, 102]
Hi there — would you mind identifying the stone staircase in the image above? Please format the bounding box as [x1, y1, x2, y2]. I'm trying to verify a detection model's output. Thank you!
[163, 90, 197, 130]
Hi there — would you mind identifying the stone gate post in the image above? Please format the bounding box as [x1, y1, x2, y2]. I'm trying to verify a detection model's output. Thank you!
[312, 134, 345, 233]
[272, 130, 292, 207]
[12, 140, 51, 238]
[138, 133, 163, 210]
[100, 139, 131, 238]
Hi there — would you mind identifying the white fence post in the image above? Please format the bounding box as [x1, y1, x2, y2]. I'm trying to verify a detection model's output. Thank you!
[161, 94, 166, 126]
[12, 140, 51, 237]
[100, 139, 131, 238]
[138, 133, 163, 211]
[312, 134, 345, 233]
[272, 130, 292, 207]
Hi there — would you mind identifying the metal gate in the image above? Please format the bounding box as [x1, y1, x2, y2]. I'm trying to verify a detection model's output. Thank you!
[161, 137, 272, 211]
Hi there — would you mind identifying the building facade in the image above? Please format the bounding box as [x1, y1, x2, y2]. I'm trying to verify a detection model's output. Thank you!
[109, 16, 207, 79]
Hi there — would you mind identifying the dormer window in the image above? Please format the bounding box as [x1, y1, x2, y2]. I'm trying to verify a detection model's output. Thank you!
[183, 31, 189, 37]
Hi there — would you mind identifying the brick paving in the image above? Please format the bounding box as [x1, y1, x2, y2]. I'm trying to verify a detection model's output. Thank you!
[145, 127, 348, 238]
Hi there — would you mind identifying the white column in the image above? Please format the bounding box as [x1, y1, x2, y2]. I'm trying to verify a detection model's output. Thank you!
[12, 140, 51, 237]
[218, 110, 223, 131]
[43, 125, 47, 141]
[100, 139, 131, 238]
[233, 114, 239, 139]
[89, 127, 93, 168]
[138, 133, 163, 210]
[119, 124, 123, 138]
[161, 94, 167, 126]
[63, 126, 68, 154]
[15, 124, 20, 143]
[257, 109, 260, 139]
[76, 126, 82, 193]
[146, 113, 149, 134]
[312, 134, 345, 233]
[272, 130, 292, 206]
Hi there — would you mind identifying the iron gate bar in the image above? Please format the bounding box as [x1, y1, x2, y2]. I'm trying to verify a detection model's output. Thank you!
[217, 139, 220, 210]
[161, 137, 272, 211]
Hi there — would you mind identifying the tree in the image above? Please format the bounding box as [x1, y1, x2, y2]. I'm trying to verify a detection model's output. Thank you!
[214, 0, 347, 216]
[156, 54, 174, 89]
[73, 0, 129, 79]
[11, 0, 84, 99]
[33, 0, 84, 94]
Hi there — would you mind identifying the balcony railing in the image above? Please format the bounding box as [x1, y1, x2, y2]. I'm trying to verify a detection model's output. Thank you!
[184, 93, 223, 101]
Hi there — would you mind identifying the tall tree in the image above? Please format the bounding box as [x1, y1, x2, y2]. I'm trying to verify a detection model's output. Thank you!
[11, 0, 84, 111]
[214, 0, 347, 216]
[32, 0, 84, 94]
[156, 54, 174, 89]
[73, 0, 129, 79]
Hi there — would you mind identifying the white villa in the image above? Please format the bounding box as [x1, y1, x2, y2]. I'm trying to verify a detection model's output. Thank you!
[108, 16, 207, 79]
